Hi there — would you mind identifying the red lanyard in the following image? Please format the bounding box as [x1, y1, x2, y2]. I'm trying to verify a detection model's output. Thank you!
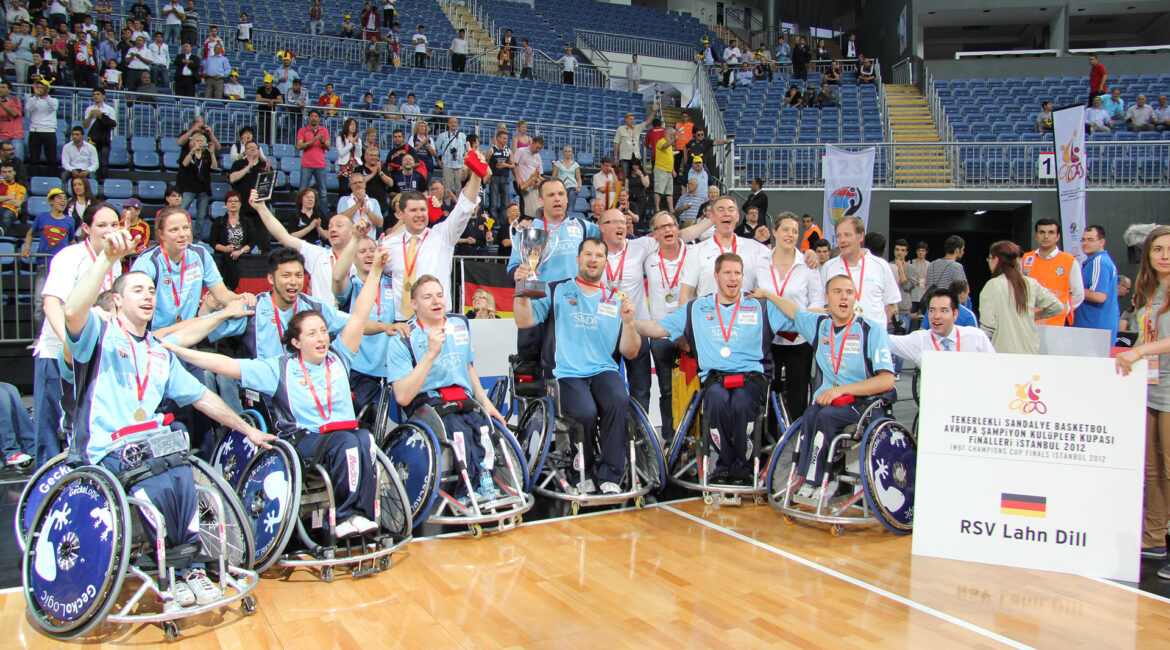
[84, 240, 116, 290]
[715, 298, 742, 345]
[828, 316, 856, 376]
[844, 255, 866, 299]
[575, 278, 614, 300]
[373, 275, 391, 316]
[542, 217, 567, 237]
[605, 244, 628, 288]
[270, 293, 298, 339]
[931, 330, 960, 352]
[297, 354, 333, 421]
[715, 235, 737, 256]
[116, 318, 150, 404]
[402, 230, 430, 277]
[163, 250, 188, 314]
[770, 264, 794, 298]
[658, 247, 686, 291]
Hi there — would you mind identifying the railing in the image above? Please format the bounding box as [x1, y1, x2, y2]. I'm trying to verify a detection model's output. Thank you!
[691, 62, 730, 189]
[729, 141, 1170, 191]
[891, 58, 914, 85]
[1069, 45, 1170, 55]
[955, 49, 1061, 60]
[924, 68, 953, 143]
[0, 253, 50, 344]
[573, 29, 696, 61]
[467, 0, 501, 44]
[530, 49, 606, 88]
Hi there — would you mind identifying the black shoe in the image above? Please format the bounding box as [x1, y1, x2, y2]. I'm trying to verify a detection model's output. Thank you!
[1158, 562, 1170, 580]
[728, 467, 753, 486]
[710, 469, 731, 484]
[1143, 545, 1168, 560]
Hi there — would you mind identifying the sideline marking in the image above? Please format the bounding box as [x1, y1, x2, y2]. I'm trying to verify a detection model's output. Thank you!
[661, 505, 1033, 650]
[1087, 575, 1170, 606]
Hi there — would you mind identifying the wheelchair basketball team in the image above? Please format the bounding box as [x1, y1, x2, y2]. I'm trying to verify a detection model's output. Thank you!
[20, 167, 999, 639]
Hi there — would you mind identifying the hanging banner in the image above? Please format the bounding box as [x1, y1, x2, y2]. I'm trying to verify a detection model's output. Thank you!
[822, 145, 875, 247]
[1053, 106, 1088, 261]
[461, 259, 516, 318]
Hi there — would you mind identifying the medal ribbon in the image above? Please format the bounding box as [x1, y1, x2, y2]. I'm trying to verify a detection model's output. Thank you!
[402, 229, 430, 278]
[116, 318, 151, 405]
[715, 234, 737, 256]
[575, 279, 615, 300]
[844, 255, 866, 301]
[297, 354, 333, 421]
[658, 247, 686, 292]
[605, 243, 628, 289]
[715, 298, 742, 347]
[270, 293, 298, 339]
[163, 250, 188, 316]
[829, 316, 856, 376]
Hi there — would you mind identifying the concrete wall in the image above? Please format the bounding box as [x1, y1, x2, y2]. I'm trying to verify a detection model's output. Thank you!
[855, 0, 915, 79]
[926, 52, 1170, 80]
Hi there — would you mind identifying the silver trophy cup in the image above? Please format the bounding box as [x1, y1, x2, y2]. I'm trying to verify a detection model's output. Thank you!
[513, 227, 550, 298]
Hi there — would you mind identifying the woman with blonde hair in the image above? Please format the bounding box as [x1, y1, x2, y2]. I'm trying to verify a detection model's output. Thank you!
[1116, 225, 1170, 572]
[466, 288, 499, 319]
[978, 240, 1064, 354]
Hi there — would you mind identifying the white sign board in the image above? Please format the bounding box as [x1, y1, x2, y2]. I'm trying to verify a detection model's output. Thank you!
[1038, 324, 1111, 358]
[912, 352, 1146, 582]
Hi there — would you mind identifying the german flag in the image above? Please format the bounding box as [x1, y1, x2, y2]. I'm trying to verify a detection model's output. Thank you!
[1001, 493, 1047, 518]
[461, 260, 515, 318]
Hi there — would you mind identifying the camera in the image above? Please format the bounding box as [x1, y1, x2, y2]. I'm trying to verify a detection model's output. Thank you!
[450, 147, 457, 155]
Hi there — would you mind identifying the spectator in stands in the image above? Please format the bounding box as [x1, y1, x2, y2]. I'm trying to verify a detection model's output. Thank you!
[652, 127, 676, 214]
[296, 108, 330, 204]
[201, 42, 229, 98]
[284, 186, 325, 243]
[386, 22, 401, 65]
[520, 38, 534, 79]
[784, 84, 803, 108]
[817, 82, 838, 109]
[593, 157, 618, 209]
[389, 152, 425, 196]
[408, 120, 438, 175]
[588, 196, 605, 223]
[412, 24, 428, 68]
[499, 29, 516, 76]
[284, 78, 309, 137]
[147, 32, 170, 89]
[674, 178, 703, 224]
[814, 39, 830, 61]
[69, 26, 97, 87]
[626, 53, 641, 91]
[513, 135, 544, 217]
[734, 61, 754, 87]
[47, 0, 69, 31]
[1155, 94, 1170, 132]
[172, 41, 199, 95]
[160, 0, 182, 45]
[176, 128, 216, 240]
[434, 116, 467, 194]
[236, 12, 252, 51]
[229, 125, 266, 163]
[208, 190, 256, 290]
[792, 36, 810, 81]
[227, 141, 271, 246]
[163, 183, 182, 208]
[0, 142, 26, 190]
[0, 381, 34, 466]
[0, 82, 23, 162]
[254, 73, 282, 143]
[484, 129, 513, 222]
[700, 38, 714, 66]
[742, 177, 767, 218]
[684, 127, 730, 175]
[223, 69, 245, 99]
[274, 56, 299, 95]
[450, 28, 467, 72]
[774, 36, 790, 66]
[1087, 54, 1107, 103]
[399, 91, 421, 117]
[22, 187, 72, 266]
[380, 90, 398, 118]
[553, 145, 582, 196]
[558, 47, 578, 85]
[382, 0, 396, 30]
[1126, 94, 1156, 133]
[10, 21, 36, 83]
[614, 105, 655, 178]
[423, 178, 452, 224]
[466, 289, 498, 318]
[824, 59, 841, 85]
[307, 0, 323, 36]
[696, 183, 719, 217]
[455, 207, 487, 255]
[27, 51, 56, 85]
[733, 204, 765, 240]
[674, 110, 694, 173]
[0, 161, 26, 234]
[81, 87, 114, 181]
[857, 55, 875, 84]
[62, 178, 94, 230]
[339, 14, 358, 39]
[179, 0, 198, 46]
[100, 58, 122, 90]
[355, 146, 391, 217]
[121, 198, 150, 254]
[1101, 87, 1125, 121]
[335, 117, 362, 196]
[132, 70, 157, 102]
[626, 161, 649, 215]
[318, 82, 341, 116]
[338, 175, 384, 228]
[1086, 95, 1113, 133]
[360, 1, 381, 42]
[687, 155, 709, 189]
[722, 39, 741, 65]
[1034, 101, 1054, 133]
[199, 24, 222, 60]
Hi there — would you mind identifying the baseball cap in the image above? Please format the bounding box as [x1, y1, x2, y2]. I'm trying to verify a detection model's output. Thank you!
[46, 188, 66, 200]
[123, 197, 142, 208]
[435, 101, 444, 109]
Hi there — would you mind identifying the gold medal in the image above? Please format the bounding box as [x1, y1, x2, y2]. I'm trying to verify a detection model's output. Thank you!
[665, 294, 675, 304]
[854, 304, 864, 315]
[616, 290, 626, 301]
[720, 346, 731, 358]
[134, 407, 146, 422]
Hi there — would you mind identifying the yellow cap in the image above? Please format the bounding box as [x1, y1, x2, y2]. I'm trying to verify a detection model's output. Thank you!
[692, 155, 703, 163]
[435, 101, 444, 108]
[46, 188, 66, 200]
[263, 72, 274, 83]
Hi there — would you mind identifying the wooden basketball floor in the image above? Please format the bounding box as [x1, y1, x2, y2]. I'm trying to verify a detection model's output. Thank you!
[4, 497, 1169, 649]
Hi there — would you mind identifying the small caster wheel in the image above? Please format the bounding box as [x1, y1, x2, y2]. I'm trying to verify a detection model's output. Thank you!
[377, 554, 392, 571]
[241, 595, 257, 616]
[571, 501, 580, 515]
[831, 524, 844, 537]
[516, 514, 523, 525]
[754, 495, 766, 506]
[320, 566, 335, 583]
[164, 621, 181, 641]
[469, 523, 483, 538]
[634, 495, 645, 509]
[783, 514, 793, 525]
[703, 493, 714, 505]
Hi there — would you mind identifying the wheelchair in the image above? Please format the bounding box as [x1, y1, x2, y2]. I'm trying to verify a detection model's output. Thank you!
[766, 391, 917, 536]
[667, 372, 790, 507]
[17, 434, 259, 641]
[210, 410, 413, 582]
[379, 397, 534, 538]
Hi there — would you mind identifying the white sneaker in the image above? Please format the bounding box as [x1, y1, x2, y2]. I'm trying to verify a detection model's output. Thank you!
[334, 518, 361, 538]
[796, 483, 816, 499]
[810, 480, 839, 502]
[6, 452, 31, 466]
[170, 580, 196, 608]
[183, 569, 222, 606]
[576, 479, 596, 495]
[599, 481, 621, 495]
[349, 515, 378, 534]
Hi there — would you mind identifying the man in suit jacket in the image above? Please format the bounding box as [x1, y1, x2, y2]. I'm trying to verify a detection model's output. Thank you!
[742, 177, 768, 220]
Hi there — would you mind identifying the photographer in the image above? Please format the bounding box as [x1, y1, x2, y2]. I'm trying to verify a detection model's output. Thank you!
[433, 115, 467, 195]
[176, 118, 220, 241]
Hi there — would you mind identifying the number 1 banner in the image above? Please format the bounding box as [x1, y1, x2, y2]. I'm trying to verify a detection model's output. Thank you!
[1053, 106, 1087, 261]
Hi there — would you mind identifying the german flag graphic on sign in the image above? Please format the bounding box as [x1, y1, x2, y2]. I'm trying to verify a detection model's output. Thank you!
[1001, 493, 1047, 518]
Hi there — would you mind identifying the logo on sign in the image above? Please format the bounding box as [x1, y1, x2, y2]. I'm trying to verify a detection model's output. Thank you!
[1010, 376, 1047, 414]
[1058, 131, 1085, 182]
[827, 186, 864, 227]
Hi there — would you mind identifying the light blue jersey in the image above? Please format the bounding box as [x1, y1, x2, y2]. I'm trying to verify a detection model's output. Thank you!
[506, 216, 600, 284]
[337, 274, 396, 378]
[530, 279, 624, 379]
[1073, 251, 1119, 340]
[209, 292, 348, 359]
[238, 342, 358, 438]
[67, 314, 208, 463]
[131, 244, 224, 328]
[385, 314, 475, 396]
[794, 309, 894, 398]
[659, 294, 793, 378]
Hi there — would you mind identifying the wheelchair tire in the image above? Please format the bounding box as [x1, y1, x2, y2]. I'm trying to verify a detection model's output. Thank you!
[190, 456, 256, 570]
[860, 419, 917, 535]
[373, 449, 413, 540]
[765, 417, 803, 498]
[516, 397, 555, 492]
[212, 428, 260, 492]
[14, 452, 71, 552]
[23, 466, 133, 639]
[237, 439, 302, 573]
[628, 397, 667, 492]
[488, 376, 511, 419]
[372, 382, 400, 447]
[381, 421, 442, 529]
[494, 421, 531, 496]
[667, 390, 702, 469]
[911, 369, 922, 406]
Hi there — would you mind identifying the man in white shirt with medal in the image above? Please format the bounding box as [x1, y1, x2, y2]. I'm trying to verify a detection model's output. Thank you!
[818, 215, 901, 325]
[679, 196, 770, 302]
[644, 211, 688, 434]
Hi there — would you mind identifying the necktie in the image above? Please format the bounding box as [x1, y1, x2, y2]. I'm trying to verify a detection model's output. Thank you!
[941, 338, 953, 352]
[401, 235, 419, 318]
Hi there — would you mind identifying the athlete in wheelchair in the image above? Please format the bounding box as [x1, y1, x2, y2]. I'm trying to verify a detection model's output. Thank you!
[512, 237, 666, 512]
[165, 247, 412, 580]
[18, 228, 270, 640]
[380, 274, 533, 536]
[753, 273, 917, 535]
[634, 252, 790, 505]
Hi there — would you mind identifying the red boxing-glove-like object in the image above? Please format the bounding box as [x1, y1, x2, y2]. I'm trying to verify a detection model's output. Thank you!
[464, 149, 489, 178]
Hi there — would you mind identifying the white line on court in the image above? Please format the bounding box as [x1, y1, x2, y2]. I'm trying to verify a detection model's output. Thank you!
[1087, 575, 1170, 606]
[661, 505, 1034, 650]
[0, 586, 22, 595]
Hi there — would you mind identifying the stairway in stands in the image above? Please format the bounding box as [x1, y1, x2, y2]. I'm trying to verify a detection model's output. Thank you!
[439, 2, 499, 75]
[706, 23, 737, 47]
[884, 84, 953, 187]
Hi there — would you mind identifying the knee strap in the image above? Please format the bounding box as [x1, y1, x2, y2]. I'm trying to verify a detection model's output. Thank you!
[289, 430, 335, 471]
[117, 452, 190, 489]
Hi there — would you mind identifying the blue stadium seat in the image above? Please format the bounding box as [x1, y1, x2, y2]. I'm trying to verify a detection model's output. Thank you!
[102, 179, 133, 199]
[138, 180, 167, 202]
[108, 147, 130, 169]
[133, 150, 160, 170]
[163, 151, 181, 170]
[26, 196, 49, 216]
[30, 177, 59, 196]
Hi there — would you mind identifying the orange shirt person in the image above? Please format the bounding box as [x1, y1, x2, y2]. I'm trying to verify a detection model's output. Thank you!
[1022, 218, 1084, 326]
[318, 83, 342, 116]
[800, 214, 822, 251]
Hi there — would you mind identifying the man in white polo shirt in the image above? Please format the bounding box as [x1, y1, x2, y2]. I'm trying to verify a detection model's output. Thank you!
[819, 215, 900, 325]
[679, 196, 770, 302]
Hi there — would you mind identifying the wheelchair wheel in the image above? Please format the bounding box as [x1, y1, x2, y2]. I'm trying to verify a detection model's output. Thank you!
[488, 376, 511, 419]
[190, 456, 256, 570]
[23, 466, 133, 639]
[860, 419, 917, 535]
[667, 390, 702, 469]
[494, 422, 530, 496]
[212, 425, 261, 492]
[628, 397, 667, 492]
[14, 452, 71, 552]
[372, 382, 399, 447]
[516, 397, 554, 492]
[765, 417, 803, 498]
[768, 391, 790, 449]
[238, 439, 302, 573]
[381, 421, 442, 528]
[373, 449, 413, 540]
[911, 369, 922, 406]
